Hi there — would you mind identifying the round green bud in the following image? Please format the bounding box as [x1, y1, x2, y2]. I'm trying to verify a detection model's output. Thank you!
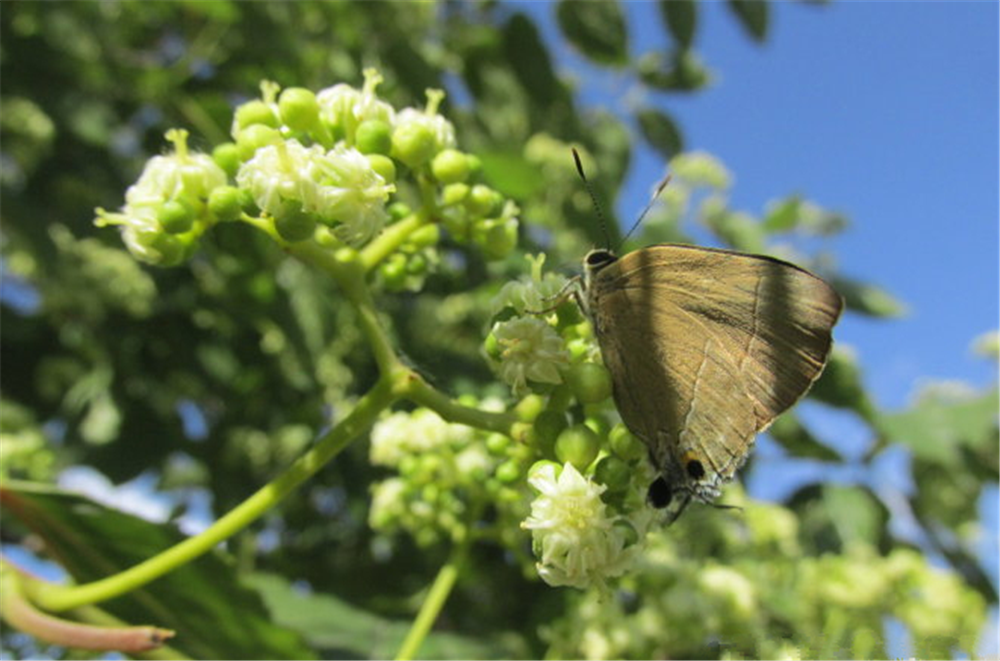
[431, 149, 471, 184]
[365, 153, 396, 184]
[531, 409, 568, 458]
[479, 220, 518, 261]
[408, 223, 440, 249]
[278, 87, 320, 133]
[465, 153, 483, 180]
[235, 99, 279, 130]
[483, 331, 501, 359]
[594, 455, 631, 492]
[442, 183, 470, 207]
[485, 433, 510, 456]
[355, 119, 393, 155]
[274, 206, 317, 243]
[466, 185, 503, 217]
[583, 414, 611, 438]
[405, 252, 428, 276]
[555, 424, 600, 471]
[158, 200, 195, 234]
[609, 424, 645, 462]
[528, 459, 562, 481]
[495, 459, 522, 484]
[208, 186, 243, 222]
[146, 231, 187, 267]
[236, 124, 282, 161]
[388, 202, 412, 222]
[514, 394, 546, 423]
[212, 142, 241, 178]
[567, 361, 613, 404]
[441, 208, 470, 242]
[381, 253, 408, 291]
[391, 122, 437, 168]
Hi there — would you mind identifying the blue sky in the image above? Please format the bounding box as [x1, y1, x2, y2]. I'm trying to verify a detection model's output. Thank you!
[523, 0, 999, 412]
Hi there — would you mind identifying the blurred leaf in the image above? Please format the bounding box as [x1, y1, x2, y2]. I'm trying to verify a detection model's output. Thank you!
[556, 0, 629, 67]
[879, 386, 999, 468]
[504, 13, 561, 109]
[636, 50, 711, 92]
[246, 572, 511, 660]
[762, 195, 803, 233]
[727, 0, 770, 42]
[637, 107, 684, 161]
[0, 482, 315, 660]
[478, 149, 545, 199]
[822, 484, 889, 549]
[810, 348, 879, 423]
[659, 0, 697, 50]
[831, 276, 908, 318]
[769, 412, 841, 461]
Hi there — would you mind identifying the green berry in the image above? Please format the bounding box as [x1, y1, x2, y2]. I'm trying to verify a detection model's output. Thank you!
[531, 409, 568, 458]
[274, 206, 317, 243]
[235, 99, 279, 130]
[485, 433, 510, 456]
[365, 153, 396, 184]
[495, 459, 522, 484]
[278, 87, 320, 133]
[442, 183, 470, 207]
[158, 200, 195, 234]
[212, 142, 241, 178]
[391, 122, 436, 168]
[594, 455, 631, 492]
[431, 149, 471, 184]
[555, 424, 600, 471]
[567, 362, 613, 404]
[356, 119, 393, 155]
[609, 424, 645, 462]
[208, 186, 243, 222]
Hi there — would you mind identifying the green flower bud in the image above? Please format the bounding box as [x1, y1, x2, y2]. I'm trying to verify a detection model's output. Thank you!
[388, 202, 412, 222]
[609, 424, 644, 462]
[466, 184, 503, 217]
[158, 199, 195, 234]
[278, 87, 320, 133]
[208, 186, 243, 222]
[365, 153, 396, 184]
[567, 361, 613, 404]
[235, 99, 279, 130]
[478, 219, 518, 261]
[431, 149, 471, 184]
[483, 331, 501, 359]
[408, 223, 440, 249]
[496, 459, 522, 484]
[356, 119, 393, 155]
[236, 124, 281, 161]
[212, 142, 241, 178]
[555, 424, 600, 471]
[391, 122, 437, 168]
[274, 205, 317, 243]
[465, 153, 483, 180]
[381, 253, 408, 291]
[485, 433, 510, 456]
[442, 182, 470, 207]
[594, 455, 631, 492]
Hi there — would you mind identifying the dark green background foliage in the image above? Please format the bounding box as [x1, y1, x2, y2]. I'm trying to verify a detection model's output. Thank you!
[1, 2, 996, 659]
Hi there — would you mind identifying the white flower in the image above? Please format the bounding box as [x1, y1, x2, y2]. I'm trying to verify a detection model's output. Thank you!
[491, 317, 569, 396]
[491, 253, 569, 316]
[522, 462, 642, 589]
[393, 88, 456, 152]
[317, 68, 395, 137]
[237, 140, 394, 246]
[369, 409, 474, 467]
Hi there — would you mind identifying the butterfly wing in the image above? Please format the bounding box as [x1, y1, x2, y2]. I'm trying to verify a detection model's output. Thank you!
[587, 244, 843, 493]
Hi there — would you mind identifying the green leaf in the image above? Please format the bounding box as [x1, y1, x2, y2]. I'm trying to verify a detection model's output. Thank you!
[636, 107, 684, 160]
[0, 482, 315, 660]
[659, 0, 697, 50]
[822, 484, 889, 549]
[768, 412, 842, 461]
[879, 386, 999, 468]
[503, 13, 561, 109]
[809, 348, 879, 423]
[245, 572, 511, 659]
[478, 149, 545, 200]
[556, 0, 629, 67]
[761, 195, 803, 233]
[727, 0, 769, 42]
[636, 50, 711, 92]
[830, 276, 908, 318]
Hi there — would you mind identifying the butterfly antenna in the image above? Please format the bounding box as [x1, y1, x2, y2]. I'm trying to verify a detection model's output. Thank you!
[572, 148, 612, 250]
[619, 172, 672, 249]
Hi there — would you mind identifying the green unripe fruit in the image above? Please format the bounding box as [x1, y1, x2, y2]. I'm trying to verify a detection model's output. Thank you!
[235, 99, 279, 130]
[495, 459, 522, 484]
[365, 153, 396, 184]
[212, 142, 241, 178]
[555, 424, 600, 471]
[274, 207, 317, 243]
[567, 361, 613, 404]
[236, 124, 281, 161]
[485, 433, 510, 456]
[208, 186, 243, 222]
[356, 119, 393, 155]
[391, 122, 436, 168]
[442, 183, 470, 207]
[609, 424, 645, 462]
[594, 455, 631, 492]
[466, 184, 503, 217]
[158, 200, 195, 234]
[408, 223, 440, 249]
[431, 149, 471, 184]
[278, 87, 320, 133]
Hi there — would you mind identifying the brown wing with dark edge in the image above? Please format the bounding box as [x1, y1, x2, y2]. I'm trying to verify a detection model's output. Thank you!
[587, 244, 843, 480]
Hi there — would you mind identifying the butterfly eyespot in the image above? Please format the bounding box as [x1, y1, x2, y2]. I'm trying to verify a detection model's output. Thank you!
[684, 458, 706, 480]
[585, 249, 617, 268]
[647, 476, 673, 509]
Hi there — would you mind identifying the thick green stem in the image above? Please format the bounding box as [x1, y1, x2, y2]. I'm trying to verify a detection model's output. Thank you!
[28, 379, 398, 613]
[360, 212, 427, 273]
[394, 539, 469, 661]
